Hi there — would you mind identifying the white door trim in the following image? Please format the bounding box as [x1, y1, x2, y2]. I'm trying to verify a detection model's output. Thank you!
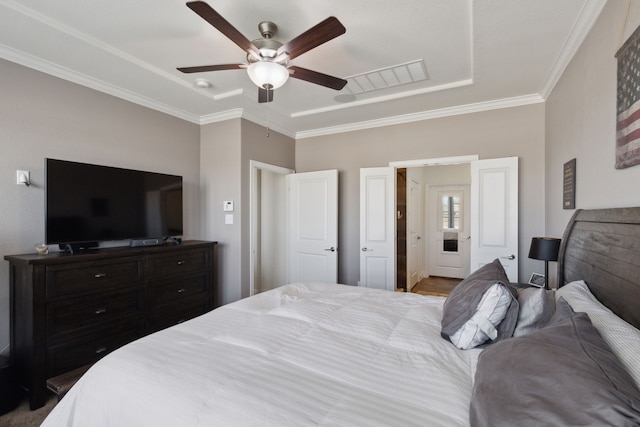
[389, 155, 479, 168]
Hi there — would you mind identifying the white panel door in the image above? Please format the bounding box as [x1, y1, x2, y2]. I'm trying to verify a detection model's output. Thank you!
[359, 167, 395, 291]
[470, 157, 519, 281]
[287, 170, 338, 283]
[427, 185, 470, 279]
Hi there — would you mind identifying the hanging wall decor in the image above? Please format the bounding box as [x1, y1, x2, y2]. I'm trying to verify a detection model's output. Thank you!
[563, 158, 576, 210]
[616, 24, 640, 169]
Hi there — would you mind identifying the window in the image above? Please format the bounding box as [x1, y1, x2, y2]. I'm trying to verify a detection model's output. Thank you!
[438, 190, 463, 252]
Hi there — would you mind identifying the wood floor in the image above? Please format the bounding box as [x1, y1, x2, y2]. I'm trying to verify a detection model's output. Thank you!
[410, 276, 461, 297]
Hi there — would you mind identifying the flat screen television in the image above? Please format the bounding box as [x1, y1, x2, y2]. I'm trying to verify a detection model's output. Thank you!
[45, 158, 183, 252]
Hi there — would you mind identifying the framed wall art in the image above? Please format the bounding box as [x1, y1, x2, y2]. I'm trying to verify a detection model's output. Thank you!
[563, 158, 576, 210]
[616, 24, 640, 169]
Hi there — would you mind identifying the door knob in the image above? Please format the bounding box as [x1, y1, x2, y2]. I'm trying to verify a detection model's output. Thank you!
[361, 247, 370, 252]
[324, 247, 337, 252]
[501, 254, 516, 260]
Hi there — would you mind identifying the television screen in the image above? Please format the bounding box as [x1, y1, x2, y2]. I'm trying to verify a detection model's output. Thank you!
[45, 158, 183, 248]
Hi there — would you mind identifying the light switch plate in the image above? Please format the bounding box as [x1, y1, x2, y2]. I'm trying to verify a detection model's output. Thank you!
[225, 214, 234, 225]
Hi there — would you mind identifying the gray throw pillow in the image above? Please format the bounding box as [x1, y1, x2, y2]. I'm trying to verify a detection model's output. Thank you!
[513, 287, 555, 337]
[469, 298, 640, 427]
[441, 259, 518, 349]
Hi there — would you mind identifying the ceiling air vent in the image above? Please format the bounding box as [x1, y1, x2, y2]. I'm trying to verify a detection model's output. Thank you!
[344, 59, 429, 95]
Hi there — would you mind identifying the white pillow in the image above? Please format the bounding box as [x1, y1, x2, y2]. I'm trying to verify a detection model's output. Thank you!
[556, 280, 640, 389]
[449, 283, 512, 350]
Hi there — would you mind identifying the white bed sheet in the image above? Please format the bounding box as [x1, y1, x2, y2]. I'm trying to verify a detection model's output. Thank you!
[42, 283, 481, 427]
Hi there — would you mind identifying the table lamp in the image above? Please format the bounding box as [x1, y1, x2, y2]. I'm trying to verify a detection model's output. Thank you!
[528, 237, 561, 289]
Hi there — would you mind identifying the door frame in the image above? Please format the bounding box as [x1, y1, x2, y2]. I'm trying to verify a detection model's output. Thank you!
[249, 160, 295, 296]
[390, 155, 479, 169]
[389, 155, 479, 285]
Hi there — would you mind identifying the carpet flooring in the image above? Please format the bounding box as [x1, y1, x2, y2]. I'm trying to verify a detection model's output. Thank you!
[0, 394, 57, 426]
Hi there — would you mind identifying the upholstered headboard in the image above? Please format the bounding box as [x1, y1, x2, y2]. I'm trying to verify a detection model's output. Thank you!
[557, 207, 640, 329]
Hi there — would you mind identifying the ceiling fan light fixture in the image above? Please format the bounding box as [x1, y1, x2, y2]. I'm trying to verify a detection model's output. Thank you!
[247, 61, 289, 90]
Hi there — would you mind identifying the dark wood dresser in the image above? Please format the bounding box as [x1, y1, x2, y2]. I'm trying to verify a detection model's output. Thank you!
[4, 240, 217, 410]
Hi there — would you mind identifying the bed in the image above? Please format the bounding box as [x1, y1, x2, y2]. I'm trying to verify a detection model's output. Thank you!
[41, 208, 640, 426]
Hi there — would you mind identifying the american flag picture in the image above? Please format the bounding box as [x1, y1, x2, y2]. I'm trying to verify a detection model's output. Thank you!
[616, 25, 640, 169]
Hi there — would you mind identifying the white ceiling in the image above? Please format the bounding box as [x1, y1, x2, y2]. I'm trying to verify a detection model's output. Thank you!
[0, 0, 606, 138]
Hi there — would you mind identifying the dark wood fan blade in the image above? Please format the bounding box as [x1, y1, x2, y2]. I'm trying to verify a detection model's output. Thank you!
[258, 87, 274, 103]
[277, 17, 345, 60]
[289, 66, 347, 90]
[186, 1, 258, 54]
[177, 64, 245, 73]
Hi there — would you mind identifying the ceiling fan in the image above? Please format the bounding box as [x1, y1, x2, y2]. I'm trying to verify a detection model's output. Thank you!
[177, 1, 348, 103]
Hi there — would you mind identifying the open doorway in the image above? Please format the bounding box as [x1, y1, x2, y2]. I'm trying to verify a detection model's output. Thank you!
[396, 163, 471, 292]
[250, 161, 294, 296]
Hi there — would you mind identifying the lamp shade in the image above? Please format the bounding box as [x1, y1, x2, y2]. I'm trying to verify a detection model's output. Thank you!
[247, 61, 289, 90]
[528, 237, 561, 261]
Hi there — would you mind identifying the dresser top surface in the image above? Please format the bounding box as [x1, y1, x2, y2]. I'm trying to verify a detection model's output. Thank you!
[4, 240, 217, 265]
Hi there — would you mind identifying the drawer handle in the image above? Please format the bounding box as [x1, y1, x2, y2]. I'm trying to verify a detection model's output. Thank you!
[177, 288, 186, 294]
[94, 308, 107, 315]
[177, 260, 186, 265]
[94, 273, 107, 279]
[95, 347, 107, 354]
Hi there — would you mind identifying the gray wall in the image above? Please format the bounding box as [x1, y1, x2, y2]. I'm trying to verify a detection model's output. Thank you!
[546, 1, 640, 238]
[296, 103, 546, 286]
[200, 119, 242, 305]
[0, 59, 201, 355]
[200, 118, 295, 305]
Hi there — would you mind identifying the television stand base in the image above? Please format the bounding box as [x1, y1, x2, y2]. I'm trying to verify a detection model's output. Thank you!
[59, 242, 98, 254]
[129, 238, 165, 248]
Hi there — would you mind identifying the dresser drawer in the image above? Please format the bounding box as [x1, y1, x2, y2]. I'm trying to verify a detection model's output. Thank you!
[147, 295, 210, 334]
[46, 258, 143, 299]
[148, 274, 209, 313]
[47, 323, 144, 378]
[147, 249, 209, 280]
[47, 289, 144, 343]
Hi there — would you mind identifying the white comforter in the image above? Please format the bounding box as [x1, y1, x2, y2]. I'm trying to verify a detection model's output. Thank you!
[42, 283, 481, 426]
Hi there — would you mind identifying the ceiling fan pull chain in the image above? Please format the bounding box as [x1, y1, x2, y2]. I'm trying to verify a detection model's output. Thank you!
[266, 89, 271, 138]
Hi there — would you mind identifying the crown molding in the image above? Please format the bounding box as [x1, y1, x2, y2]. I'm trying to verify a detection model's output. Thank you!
[295, 94, 544, 139]
[197, 108, 295, 139]
[198, 108, 244, 125]
[2, 42, 544, 141]
[540, 0, 607, 99]
[0, 44, 202, 124]
[241, 110, 296, 138]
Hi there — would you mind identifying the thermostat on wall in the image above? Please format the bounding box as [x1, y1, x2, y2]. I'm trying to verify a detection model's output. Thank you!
[223, 201, 234, 212]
